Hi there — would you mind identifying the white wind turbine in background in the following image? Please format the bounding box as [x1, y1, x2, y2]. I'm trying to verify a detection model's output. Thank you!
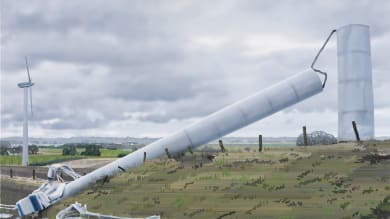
[17, 56, 34, 166]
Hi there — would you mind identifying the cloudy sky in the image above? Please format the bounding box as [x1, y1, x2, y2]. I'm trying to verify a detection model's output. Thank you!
[1, 0, 389, 138]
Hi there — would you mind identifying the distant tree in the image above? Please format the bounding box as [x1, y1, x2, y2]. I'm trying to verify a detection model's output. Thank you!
[117, 152, 128, 158]
[0, 141, 11, 155]
[62, 145, 77, 156]
[81, 144, 101, 156]
[0, 145, 8, 155]
[0, 146, 7, 155]
[1, 147, 8, 155]
[29, 145, 39, 154]
[13, 146, 23, 154]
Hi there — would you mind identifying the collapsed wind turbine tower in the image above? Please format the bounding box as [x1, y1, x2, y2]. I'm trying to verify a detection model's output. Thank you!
[17, 56, 34, 166]
[14, 35, 331, 216]
[13, 24, 374, 217]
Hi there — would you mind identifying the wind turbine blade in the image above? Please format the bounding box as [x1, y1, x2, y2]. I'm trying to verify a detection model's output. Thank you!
[29, 87, 33, 117]
[25, 56, 31, 82]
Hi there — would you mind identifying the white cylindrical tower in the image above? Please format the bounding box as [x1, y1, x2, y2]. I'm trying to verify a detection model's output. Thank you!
[337, 24, 374, 141]
[22, 87, 29, 166]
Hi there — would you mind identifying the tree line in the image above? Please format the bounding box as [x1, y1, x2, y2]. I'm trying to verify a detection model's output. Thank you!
[62, 144, 101, 156]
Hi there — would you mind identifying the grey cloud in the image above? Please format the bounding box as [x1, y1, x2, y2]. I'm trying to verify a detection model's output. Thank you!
[40, 116, 105, 130]
[1, 0, 389, 135]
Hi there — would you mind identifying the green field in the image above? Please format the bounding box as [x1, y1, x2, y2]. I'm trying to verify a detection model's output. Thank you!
[39, 147, 131, 157]
[0, 148, 131, 165]
[0, 154, 84, 166]
[44, 141, 390, 218]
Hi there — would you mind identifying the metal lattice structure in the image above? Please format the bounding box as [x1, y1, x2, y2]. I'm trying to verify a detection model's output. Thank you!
[296, 131, 337, 146]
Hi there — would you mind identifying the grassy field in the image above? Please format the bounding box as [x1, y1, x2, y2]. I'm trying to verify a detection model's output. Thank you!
[0, 148, 131, 165]
[39, 147, 131, 157]
[43, 141, 390, 218]
[0, 154, 84, 166]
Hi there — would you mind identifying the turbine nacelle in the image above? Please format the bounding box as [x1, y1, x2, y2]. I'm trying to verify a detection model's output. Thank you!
[17, 82, 34, 88]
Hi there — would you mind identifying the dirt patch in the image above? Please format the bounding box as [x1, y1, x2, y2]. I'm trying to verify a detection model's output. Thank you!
[55, 158, 116, 168]
[0, 176, 38, 205]
[0, 158, 116, 181]
[0, 166, 48, 180]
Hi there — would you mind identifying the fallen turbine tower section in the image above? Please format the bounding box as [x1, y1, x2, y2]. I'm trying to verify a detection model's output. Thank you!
[63, 70, 323, 202]
[16, 69, 324, 217]
[66, 69, 323, 196]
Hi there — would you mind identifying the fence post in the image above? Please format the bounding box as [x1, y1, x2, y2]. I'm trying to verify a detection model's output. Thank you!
[219, 140, 226, 153]
[143, 152, 147, 163]
[32, 168, 36, 180]
[188, 147, 193, 155]
[302, 126, 308, 146]
[303, 126, 308, 146]
[10, 168, 13, 178]
[352, 121, 361, 142]
[258, 134, 263, 152]
[165, 148, 171, 159]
